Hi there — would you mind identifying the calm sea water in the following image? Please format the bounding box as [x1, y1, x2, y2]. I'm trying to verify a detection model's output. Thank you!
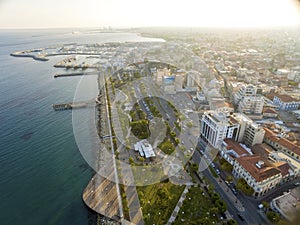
[0, 29, 163, 225]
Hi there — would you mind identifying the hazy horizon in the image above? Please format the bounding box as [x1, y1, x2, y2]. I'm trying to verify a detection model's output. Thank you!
[0, 0, 299, 29]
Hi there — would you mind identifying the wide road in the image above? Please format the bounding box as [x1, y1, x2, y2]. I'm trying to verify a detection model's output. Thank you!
[193, 142, 270, 225]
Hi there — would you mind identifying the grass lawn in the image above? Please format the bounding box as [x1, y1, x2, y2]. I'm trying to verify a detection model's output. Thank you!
[136, 182, 185, 225]
[172, 186, 221, 225]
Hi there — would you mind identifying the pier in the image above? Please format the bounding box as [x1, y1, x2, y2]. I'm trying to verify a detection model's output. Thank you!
[52, 100, 95, 110]
[54, 71, 98, 78]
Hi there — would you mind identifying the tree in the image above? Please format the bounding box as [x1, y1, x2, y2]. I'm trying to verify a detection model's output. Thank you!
[266, 211, 280, 224]
[227, 219, 238, 225]
[211, 192, 220, 202]
[170, 131, 176, 137]
[186, 121, 193, 128]
[262, 201, 269, 212]
[236, 178, 254, 196]
[215, 199, 227, 213]
[129, 157, 134, 165]
[226, 175, 233, 182]
[190, 163, 199, 172]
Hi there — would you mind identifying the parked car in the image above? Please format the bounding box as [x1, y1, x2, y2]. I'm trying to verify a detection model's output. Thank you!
[258, 203, 264, 209]
[237, 213, 245, 221]
[232, 188, 237, 195]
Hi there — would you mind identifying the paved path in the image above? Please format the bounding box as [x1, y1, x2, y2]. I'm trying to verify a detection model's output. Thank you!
[166, 185, 191, 225]
[111, 100, 144, 225]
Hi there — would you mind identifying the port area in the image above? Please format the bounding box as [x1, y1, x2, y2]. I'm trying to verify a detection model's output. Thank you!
[10, 50, 49, 61]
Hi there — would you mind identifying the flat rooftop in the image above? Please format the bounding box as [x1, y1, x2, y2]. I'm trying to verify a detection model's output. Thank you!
[272, 187, 300, 221]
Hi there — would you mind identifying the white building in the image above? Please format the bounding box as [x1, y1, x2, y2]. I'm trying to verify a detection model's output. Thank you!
[200, 111, 264, 148]
[134, 140, 155, 158]
[200, 111, 241, 148]
[243, 122, 265, 147]
[233, 84, 264, 116]
[174, 74, 184, 91]
[233, 84, 257, 105]
[237, 96, 264, 115]
[186, 72, 196, 87]
[272, 94, 300, 111]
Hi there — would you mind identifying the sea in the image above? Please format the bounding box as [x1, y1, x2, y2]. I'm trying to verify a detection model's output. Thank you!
[0, 29, 163, 225]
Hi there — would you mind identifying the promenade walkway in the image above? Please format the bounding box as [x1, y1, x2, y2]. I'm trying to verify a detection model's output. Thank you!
[111, 90, 144, 225]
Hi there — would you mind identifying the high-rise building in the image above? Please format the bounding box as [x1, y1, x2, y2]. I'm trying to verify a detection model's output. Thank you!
[200, 111, 240, 148]
[200, 111, 264, 148]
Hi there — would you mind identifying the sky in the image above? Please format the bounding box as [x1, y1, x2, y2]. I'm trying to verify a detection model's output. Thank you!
[0, 0, 299, 28]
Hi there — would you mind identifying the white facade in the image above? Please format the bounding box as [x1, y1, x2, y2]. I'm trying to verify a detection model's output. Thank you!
[233, 84, 257, 105]
[237, 96, 264, 115]
[273, 95, 300, 111]
[233, 84, 264, 116]
[200, 111, 264, 148]
[243, 122, 265, 147]
[200, 111, 241, 148]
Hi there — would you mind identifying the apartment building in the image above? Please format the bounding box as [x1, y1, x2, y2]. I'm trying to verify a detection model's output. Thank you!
[233, 84, 264, 116]
[243, 122, 265, 147]
[272, 94, 300, 111]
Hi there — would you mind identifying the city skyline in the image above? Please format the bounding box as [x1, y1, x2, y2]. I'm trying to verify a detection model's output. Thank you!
[0, 0, 299, 29]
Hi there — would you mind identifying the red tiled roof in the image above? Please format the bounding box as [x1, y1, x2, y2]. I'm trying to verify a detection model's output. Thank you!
[236, 155, 281, 182]
[278, 138, 300, 156]
[263, 128, 300, 157]
[266, 93, 299, 103]
[223, 139, 250, 157]
[263, 107, 277, 114]
[252, 143, 274, 156]
[274, 94, 298, 103]
[273, 161, 291, 177]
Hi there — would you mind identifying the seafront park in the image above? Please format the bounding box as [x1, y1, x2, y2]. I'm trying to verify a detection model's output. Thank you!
[11, 40, 222, 225]
[12, 28, 300, 225]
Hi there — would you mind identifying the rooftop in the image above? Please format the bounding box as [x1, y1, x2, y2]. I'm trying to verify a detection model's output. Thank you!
[264, 128, 300, 156]
[272, 187, 300, 222]
[223, 139, 252, 157]
[236, 155, 281, 182]
[267, 93, 298, 103]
